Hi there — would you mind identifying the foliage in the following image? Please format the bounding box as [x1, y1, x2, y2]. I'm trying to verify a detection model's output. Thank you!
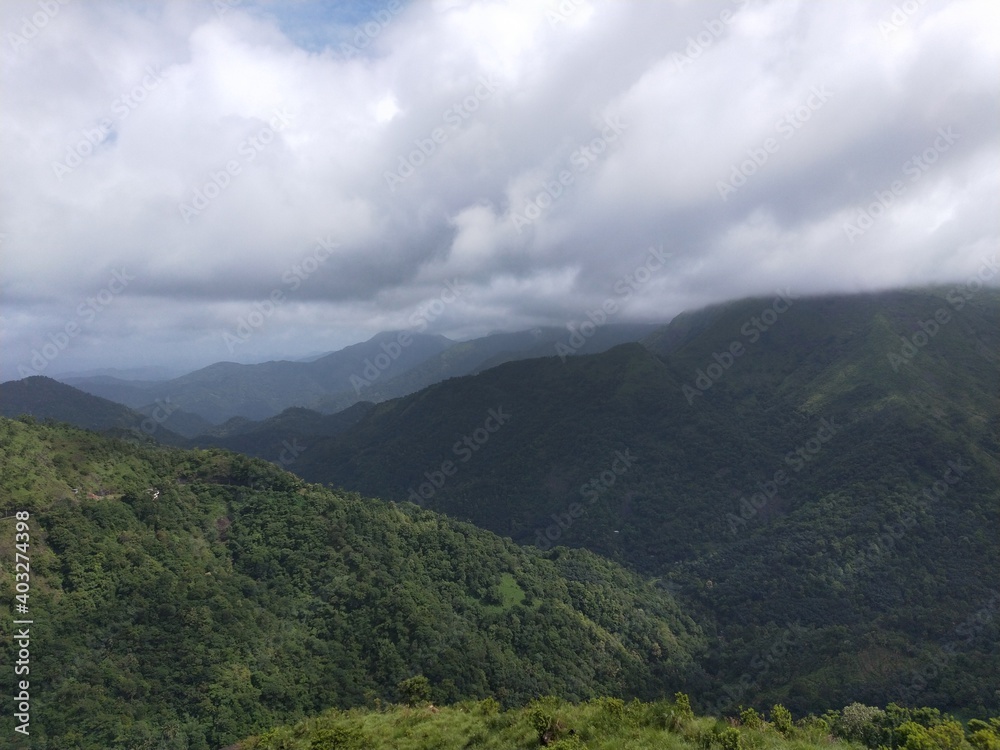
[0, 417, 703, 748]
[770, 704, 793, 735]
[252, 288, 1000, 716]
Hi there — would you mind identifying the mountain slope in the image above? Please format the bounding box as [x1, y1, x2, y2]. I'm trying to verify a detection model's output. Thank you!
[0, 376, 186, 445]
[281, 287, 1000, 715]
[0, 417, 703, 748]
[58, 325, 661, 425]
[314, 322, 663, 413]
[60, 331, 453, 423]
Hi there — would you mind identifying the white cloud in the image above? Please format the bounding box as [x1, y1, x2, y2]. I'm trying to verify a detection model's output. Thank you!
[1, 0, 997, 379]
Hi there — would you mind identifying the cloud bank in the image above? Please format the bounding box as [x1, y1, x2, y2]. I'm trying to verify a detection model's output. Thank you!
[1, 0, 997, 378]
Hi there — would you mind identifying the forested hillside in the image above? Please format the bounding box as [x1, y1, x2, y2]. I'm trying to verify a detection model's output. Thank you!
[273, 288, 1000, 715]
[0, 417, 702, 749]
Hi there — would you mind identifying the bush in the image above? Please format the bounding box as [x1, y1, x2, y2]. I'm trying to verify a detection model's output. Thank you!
[717, 726, 743, 750]
[836, 702, 886, 747]
[309, 725, 367, 750]
[771, 704, 793, 735]
[740, 707, 765, 731]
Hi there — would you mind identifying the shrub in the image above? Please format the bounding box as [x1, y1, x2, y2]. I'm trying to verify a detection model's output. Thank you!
[740, 707, 765, 731]
[771, 704, 794, 735]
[717, 726, 743, 750]
[837, 702, 886, 747]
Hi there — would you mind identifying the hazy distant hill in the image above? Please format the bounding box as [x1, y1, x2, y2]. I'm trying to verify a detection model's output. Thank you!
[192, 402, 377, 464]
[0, 376, 186, 445]
[313, 322, 663, 413]
[276, 287, 1000, 715]
[58, 324, 662, 425]
[60, 331, 454, 424]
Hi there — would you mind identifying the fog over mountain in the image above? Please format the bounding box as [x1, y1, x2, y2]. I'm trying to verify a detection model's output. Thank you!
[1, 0, 998, 381]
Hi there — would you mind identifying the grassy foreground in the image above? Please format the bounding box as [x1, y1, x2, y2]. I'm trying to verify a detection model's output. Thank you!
[235, 694, 1000, 750]
[235, 696, 825, 750]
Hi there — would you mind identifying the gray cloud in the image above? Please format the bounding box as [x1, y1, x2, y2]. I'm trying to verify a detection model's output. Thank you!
[1, 0, 997, 379]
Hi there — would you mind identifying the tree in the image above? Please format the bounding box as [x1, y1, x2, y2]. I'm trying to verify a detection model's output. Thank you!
[397, 675, 431, 707]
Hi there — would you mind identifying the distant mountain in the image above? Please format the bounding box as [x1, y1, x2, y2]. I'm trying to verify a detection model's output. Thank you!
[270, 287, 1000, 715]
[0, 376, 186, 445]
[313, 322, 663, 413]
[192, 402, 376, 464]
[59, 324, 662, 424]
[54, 364, 182, 380]
[60, 331, 454, 423]
[135, 401, 216, 438]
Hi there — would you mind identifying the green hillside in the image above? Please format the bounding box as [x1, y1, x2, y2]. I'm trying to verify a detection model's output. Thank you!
[275, 287, 1000, 715]
[0, 417, 703, 749]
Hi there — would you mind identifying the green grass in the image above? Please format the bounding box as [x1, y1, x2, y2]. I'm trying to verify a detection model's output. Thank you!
[237, 697, 844, 750]
[498, 571, 527, 607]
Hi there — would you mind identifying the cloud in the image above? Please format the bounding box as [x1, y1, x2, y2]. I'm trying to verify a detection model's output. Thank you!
[1, 0, 997, 379]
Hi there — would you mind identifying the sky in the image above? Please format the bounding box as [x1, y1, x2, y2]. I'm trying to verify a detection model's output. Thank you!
[1, 0, 998, 380]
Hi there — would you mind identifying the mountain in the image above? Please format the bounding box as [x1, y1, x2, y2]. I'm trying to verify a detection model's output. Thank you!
[268, 287, 1000, 716]
[192, 402, 377, 465]
[58, 324, 661, 425]
[0, 417, 703, 748]
[60, 331, 454, 424]
[53, 365, 182, 380]
[7, 287, 999, 723]
[0, 376, 186, 445]
[313, 322, 664, 413]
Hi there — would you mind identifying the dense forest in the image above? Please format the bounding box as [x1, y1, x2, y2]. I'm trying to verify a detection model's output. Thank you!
[0, 417, 702, 748]
[228, 289, 1000, 716]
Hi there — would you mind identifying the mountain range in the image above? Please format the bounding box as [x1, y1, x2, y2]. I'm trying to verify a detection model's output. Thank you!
[55, 323, 661, 428]
[2, 285, 998, 741]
